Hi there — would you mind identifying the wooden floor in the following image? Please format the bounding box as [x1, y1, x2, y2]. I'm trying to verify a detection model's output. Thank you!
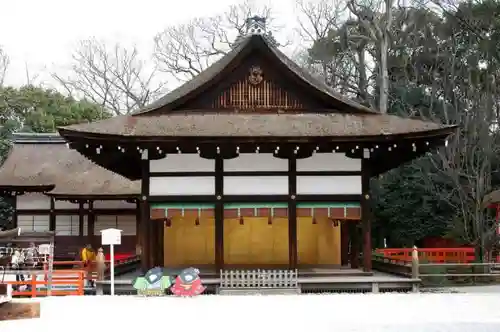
[117, 267, 407, 283]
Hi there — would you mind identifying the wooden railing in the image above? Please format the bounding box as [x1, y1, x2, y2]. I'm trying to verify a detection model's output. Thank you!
[3, 270, 85, 297]
[376, 248, 475, 263]
[42, 255, 140, 281]
[373, 247, 500, 287]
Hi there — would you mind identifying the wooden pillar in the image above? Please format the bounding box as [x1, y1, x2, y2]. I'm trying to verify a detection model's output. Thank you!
[214, 155, 224, 271]
[349, 222, 360, 269]
[78, 201, 85, 243]
[361, 157, 372, 272]
[135, 201, 141, 249]
[49, 197, 56, 232]
[140, 149, 151, 272]
[87, 201, 95, 248]
[11, 193, 17, 229]
[340, 221, 349, 266]
[288, 157, 298, 269]
[139, 202, 149, 273]
[157, 220, 164, 267]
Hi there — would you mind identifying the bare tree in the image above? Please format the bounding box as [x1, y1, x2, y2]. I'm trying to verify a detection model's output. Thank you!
[295, 0, 374, 105]
[153, 0, 278, 82]
[53, 39, 166, 115]
[0, 47, 9, 87]
[347, 0, 394, 113]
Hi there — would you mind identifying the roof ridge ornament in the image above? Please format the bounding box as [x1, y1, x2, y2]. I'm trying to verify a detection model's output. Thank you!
[232, 16, 278, 48]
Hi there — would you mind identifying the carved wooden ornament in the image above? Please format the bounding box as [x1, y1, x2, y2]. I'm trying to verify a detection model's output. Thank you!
[248, 66, 263, 85]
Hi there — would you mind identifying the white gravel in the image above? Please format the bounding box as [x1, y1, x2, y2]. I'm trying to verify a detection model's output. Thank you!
[2, 293, 500, 331]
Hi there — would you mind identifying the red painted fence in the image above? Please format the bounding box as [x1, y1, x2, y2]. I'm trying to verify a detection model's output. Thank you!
[376, 248, 476, 263]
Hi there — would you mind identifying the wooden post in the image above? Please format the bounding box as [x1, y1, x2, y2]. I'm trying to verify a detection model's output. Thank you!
[78, 201, 85, 243]
[411, 246, 419, 279]
[340, 221, 349, 266]
[135, 200, 141, 251]
[49, 197, 56, 232]
[288, 157, 298, 269]
[361, 157, 372, 272]
[349, 223, 360, 269]
[11, 193, 17, 229]
[140, 149, 150, 272]
[215, 155, 224, 271]
[87, 201, 95, 248]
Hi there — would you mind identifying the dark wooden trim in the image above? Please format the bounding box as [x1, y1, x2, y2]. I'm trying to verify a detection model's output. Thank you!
[148, 194, 361, 204]
[340, 221, 349, 266]
[349, 222, 360, 269]
[135, 201, 141, 250]
[50, 194, 139, 201]
[78, 202, 84, 240]
[148, 195, 215, 203]
[150, 170, 361, 177]
[214, 155, 224, 270]
[288, 157, 298, 269]
[49, 197, 56, 232]
[361, 158, 372, 272]
[150, 171, 215, 177]
[12, 194, 17, 229]
[295, 195, 361, 203]
[16, 208, 137, 215]
[140, 151, 151, 272]
[87, 201, 95, 247]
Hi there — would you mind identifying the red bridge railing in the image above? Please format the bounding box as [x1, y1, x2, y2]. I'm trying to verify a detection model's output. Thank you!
[376, 248, 476, 263]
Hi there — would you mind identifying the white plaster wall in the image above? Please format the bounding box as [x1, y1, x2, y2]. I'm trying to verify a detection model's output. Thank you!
[224, 176, 288, 195]
[224, 154, 288, 172]
[93, 200, 136, 209]
[17, 215, 50, 232]
[16, 193, 50, 210]
[150, 154, 215, 173]
[297, 153, 361, 172]
[149, 177, 215, 196]
[296, 176, 362, 195]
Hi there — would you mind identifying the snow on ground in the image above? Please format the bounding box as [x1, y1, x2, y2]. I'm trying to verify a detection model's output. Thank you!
[2, 293, 500, 332]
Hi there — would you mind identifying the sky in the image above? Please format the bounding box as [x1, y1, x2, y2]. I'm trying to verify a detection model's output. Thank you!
[0, 0, 301, 90]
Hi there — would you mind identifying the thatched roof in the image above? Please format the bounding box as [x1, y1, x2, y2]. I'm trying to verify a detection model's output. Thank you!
[0, 228, 54, 243]
[0, 133, 139, 197]
[135, 35, 376, 115]
[59, 113, 454, 138]
[59, 35, 455, 139]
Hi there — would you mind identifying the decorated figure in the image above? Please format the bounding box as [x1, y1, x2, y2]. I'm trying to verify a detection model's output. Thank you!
[170, 267, 205, 297]
[132, 267, 173, 296]
[96, 248, 106, 281]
